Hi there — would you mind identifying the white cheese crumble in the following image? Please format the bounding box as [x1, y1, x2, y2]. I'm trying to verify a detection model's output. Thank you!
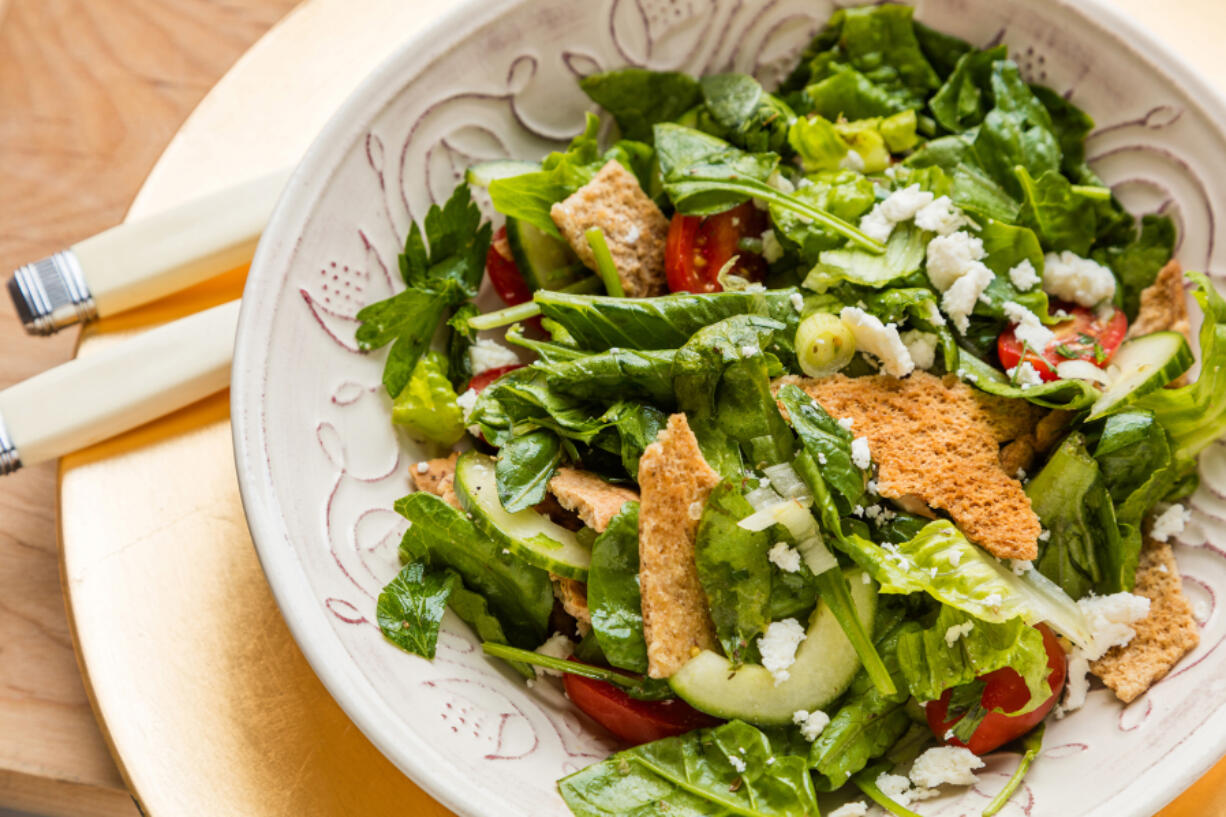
[415, 461, 430, 474]
[1002, 301, 1055, 353]
[1058, 592, 1152, 716]
[941, 262, 995, 332]
[900, 329, 939, 370]
[850, 437, 872, 469]
[729, 755, 747, 773]
[909, 746, 985, 789]
[859, 204, 895, 244]
[983, 593, 1003, 609]
[456, 388, 479, 420]
[1008, 361, 1045, 389]
[789, 291, 806, 313]
[1043, 251, 1117, 307]
[875, 773, 938, 807]
[1008, 258, 1041, 291]
[914, 195, 969, 236]
[762, 229, 785, 263]
[792, 709, 831, 741]
[840, 149, 867, 173]
[741, 344, 759, 358]
[880, 184, 936, 223]
[767, 169, 795, 194]
[837, 417, 855, 431]
[768, 542, 803, 573]
[828, 803, 869, 817]
[926, 231, 987, 292]
[759, 618, 807, 686]
[1150, 503, 1191, 542]
[840, 306, 915, 377]
[944, 621, 975, 646]
[533, 632, 575, 677]
[1011, 559, 1034, 575]
[468, 338, 520, 376]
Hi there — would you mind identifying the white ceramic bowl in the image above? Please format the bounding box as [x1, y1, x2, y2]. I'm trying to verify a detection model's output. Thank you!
[232, 1, 1226, 815]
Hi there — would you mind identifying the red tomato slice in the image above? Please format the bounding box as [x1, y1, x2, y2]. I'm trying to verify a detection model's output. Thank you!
[469, 364, 522, 393]
[925, 623, 1067, 755]
[486, 226, 533, 306]
[563, 665, 722, 746]
[665, 201, 769, 294]
[998, 301, 1127, 382]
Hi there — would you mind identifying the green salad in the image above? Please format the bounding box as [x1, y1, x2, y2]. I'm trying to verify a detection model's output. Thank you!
[357, 5, 1222, 815]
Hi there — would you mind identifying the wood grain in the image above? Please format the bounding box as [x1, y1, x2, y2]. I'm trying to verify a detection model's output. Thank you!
[0, 2, 298, 815]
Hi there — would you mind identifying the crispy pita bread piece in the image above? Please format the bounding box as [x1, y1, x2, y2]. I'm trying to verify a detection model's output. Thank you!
[637, 413, 721, 678]
[551, 574, 592, 632]
[410, 452, 461, 510]
[776, 372, 1040, 560]
[1128, 259, 1191, 342]
[1090, 537, 1200, 702]
[550, 160, 669, 298]
[970, 391, 1045, 444]
[548, 467, 639, 533]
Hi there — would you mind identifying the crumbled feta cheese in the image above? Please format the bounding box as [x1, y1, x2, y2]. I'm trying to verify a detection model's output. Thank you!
[840, 306, 915, 377]
[1043, 251, 1117, 307]
[837, 417, 855, 431]
[900, 329, 939, 370]
[688, 501, 704, 520]
[789, 291, 806, 313]
[768, 542, 802, 573]
[762, 229, 785, 263]
[851, 437, 872, 469]
[1150, 503, 1191, 542]
[767, 170, 795, 194]
[915, 195, 969, 236]
[862, 572, 872, 584]
[1008, 258, 1041, 291]
[840, 149, 867, 173]
[456, 388, 479, 420]
[1058, 592, 1152, 716]
[1008, 361, 1045, 388]
[415, 461, 430, 474]
[926, 231, 986, 292]
[1002, 301, 1056, 353]
[875, 773, 938, 806]
[533, 632, 575, 677]
[941, 262, 995, 332]
[867, 479, 879, 495]
[859, 204, 894, 244]
[881, 184, 936, 223]
[944, 621, 975, 646]
[741, 344, 759, 358]
[469, 338, 520, 376]
[829, 803, 869, 817]
[759, 618, 807, 685]
[729, 755, 747, 773]
[909, 746, 985, 789]
[792, 709, 831, 741]
[817, 452, 828, 465]
[1039, 529, 1051, 542]
[983, 593, 1003, 609]
[1011, 559, 1034, 575]
[1016, 468, 1027, 480]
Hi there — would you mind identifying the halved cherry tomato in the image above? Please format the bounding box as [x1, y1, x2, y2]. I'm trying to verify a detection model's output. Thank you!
[665, 201, 769, 293]
[925, 623, 1067, 755]
[469, 364, 522, 394]
[486, 226, 533, 306]
[998, 301, 1127, 382]
[563, 666, 723, 746]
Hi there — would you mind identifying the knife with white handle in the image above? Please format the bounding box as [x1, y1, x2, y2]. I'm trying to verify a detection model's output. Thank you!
[7, 170, 287, 335]
[0, 300, 239, 475]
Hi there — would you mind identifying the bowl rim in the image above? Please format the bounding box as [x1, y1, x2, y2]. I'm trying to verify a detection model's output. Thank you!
[232, 1, 1226, 815]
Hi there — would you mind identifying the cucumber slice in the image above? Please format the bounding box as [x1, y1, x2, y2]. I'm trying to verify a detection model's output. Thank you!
[668, 569, 876, 725]
[465, 159, 539, 188]
[453, 451, 590, 580]
[1088, 331, 1194, 420]
[506, 216, 586, 292]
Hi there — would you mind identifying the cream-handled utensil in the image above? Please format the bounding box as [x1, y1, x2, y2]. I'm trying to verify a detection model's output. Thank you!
[0, 300, 238, 475]
[7, 170, 288, 335]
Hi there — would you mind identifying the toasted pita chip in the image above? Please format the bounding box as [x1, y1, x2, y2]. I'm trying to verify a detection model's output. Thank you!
[410, 452, 461, 510]
[637, 414, 721, 678]
[551, 574, 592, 631]
[776, 372, 1040, 560]
[548, 467, 639, 533]
[1090, 537, 1200, 702]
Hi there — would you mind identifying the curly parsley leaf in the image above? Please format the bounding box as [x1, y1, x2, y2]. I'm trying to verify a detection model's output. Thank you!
[356, 185, 490, 397]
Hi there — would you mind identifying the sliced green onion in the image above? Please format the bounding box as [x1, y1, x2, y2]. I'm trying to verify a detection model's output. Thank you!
[468, 301, 541, 331]
[1071, 184, 1113, 201]
[796, 312, 856, 377]
[481, 642, 672, 700]
[584, 227, 624, 297]
[982, 724, 1045, 817]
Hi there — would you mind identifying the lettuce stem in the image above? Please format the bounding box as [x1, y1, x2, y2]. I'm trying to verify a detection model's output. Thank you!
[469, 301, 541, 330]
[982, 724, 1044, 817]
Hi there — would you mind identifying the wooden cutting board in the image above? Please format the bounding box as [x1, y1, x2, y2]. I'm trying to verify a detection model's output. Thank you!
[20, 0, 1226, 815]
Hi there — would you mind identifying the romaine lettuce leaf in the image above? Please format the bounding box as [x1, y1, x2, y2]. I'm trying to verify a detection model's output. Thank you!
[587, 502, 648, 674]
[957, 351, 1099, 410]
[579, 68, 702, 143]
[390, 350, 465, 446]
[559, 721, 820, 817]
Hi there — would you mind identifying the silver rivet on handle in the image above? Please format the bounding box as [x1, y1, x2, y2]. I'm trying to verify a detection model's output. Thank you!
[7, 249, 97, 335]
[0, 413, 21, 477]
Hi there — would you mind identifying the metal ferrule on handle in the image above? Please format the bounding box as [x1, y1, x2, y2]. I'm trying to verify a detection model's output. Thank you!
[0, 413, 20, 476]
[8, 250, 97, 335]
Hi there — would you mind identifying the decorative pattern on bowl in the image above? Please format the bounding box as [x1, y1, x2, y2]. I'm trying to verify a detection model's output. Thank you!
[232, 1, 1226, 815]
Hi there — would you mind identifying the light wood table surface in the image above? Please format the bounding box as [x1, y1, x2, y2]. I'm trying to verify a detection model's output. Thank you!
[2, 1, 1226, 816]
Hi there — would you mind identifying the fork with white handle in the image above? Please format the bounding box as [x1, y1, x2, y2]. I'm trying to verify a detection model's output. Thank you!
[0, 170, 290, 476]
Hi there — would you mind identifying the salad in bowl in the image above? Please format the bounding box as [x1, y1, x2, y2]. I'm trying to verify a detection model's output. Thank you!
[346, 4, 1220, 815]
